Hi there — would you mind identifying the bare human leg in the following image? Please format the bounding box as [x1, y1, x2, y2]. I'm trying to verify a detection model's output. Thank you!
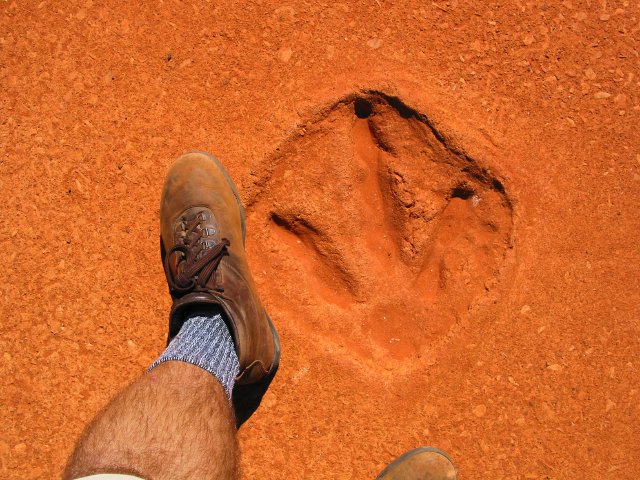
[64, 152, 280, 479]
[63, 362, 237, 480]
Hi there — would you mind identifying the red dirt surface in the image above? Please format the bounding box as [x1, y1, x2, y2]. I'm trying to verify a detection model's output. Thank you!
[1, 1, 639, 479]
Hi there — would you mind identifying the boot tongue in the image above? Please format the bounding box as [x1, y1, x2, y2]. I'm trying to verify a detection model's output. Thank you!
[179, 210, 218, 258]
[174, 238, 230, 292]
[165, 208, 230, 294]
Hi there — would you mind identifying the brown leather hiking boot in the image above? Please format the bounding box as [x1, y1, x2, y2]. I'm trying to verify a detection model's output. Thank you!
[376, 447, 457, 480]
[160, 151, 280, 398]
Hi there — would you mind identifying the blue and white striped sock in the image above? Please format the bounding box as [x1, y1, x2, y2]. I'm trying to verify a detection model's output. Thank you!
[149, 313, 239, 400]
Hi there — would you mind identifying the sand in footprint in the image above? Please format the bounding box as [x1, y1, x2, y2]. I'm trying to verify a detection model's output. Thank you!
[249, 93, 513, 374]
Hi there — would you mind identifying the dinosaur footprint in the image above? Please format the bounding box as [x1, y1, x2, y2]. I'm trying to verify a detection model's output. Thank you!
[248, 93, 513, 372]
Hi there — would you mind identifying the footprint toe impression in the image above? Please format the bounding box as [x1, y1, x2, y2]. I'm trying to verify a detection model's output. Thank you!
[249, 93, 513, 373]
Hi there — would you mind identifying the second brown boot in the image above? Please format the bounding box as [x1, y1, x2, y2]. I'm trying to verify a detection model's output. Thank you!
[376, 447, 457, 480]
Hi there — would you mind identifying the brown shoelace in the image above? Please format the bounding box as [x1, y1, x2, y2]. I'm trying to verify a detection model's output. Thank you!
[164, 214, 230, 294]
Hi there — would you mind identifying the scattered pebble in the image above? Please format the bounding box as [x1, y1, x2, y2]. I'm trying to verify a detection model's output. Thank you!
[539, 402, 556, 421]
[367, 38, 382, 49]
[547, 363, 563, 372]
[470, 40, 483, 52]
[326, 45, 335, 59]
[520, 304, 531, 314]
[594, 91, 611, 99]
[585, 68, 597, 80]
[606, 399, 615, 412]
[179, 59, 193, 69]
[425, 354, 437, 366]
[279, 47, 293, 62]
[13, 443, 27, 455]
[473, 404, 487, 417]
[523, 34, 535, 46]
[613, 94, 627, 107]
[263, 394, 277, 408]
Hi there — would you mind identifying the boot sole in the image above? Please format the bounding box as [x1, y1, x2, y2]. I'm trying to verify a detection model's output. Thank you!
[232, 311, 281, 428]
